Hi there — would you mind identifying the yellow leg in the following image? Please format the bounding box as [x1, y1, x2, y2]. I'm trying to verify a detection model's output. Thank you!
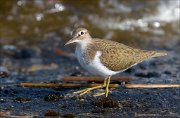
[94, 76, 111, 97]
[94, 92, 105, 97]
[74, 79, 107, 96]
[105, 76, 111, 97]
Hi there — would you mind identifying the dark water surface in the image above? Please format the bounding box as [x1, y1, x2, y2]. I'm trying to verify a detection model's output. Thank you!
[0, 0, 179, 47]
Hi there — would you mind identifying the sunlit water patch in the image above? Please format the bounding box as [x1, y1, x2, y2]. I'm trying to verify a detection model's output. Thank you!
[90, 0, 180, 33]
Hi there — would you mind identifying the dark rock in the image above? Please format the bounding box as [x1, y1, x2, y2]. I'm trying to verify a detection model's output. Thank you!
[4, 89, 18, 96]
[44, 110, 60, 116]
[70, 71, 82, 76]
[4, 90, 9, 94]
[147, 72, 161, 78]
[44, 93, 63, 101]
[163, 71, 171, 75]
[63, 113, 75, 118]
[135, 72, 161, 78]
[14, 48, 33, 59]
[15, 97, 31, 103]
[94, 97, 119, 108]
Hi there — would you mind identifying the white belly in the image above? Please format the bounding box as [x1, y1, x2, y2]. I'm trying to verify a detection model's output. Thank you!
[75, 46, 119, 78]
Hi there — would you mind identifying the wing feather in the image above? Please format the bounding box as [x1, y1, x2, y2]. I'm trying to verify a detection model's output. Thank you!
[86, 39, 156, 71]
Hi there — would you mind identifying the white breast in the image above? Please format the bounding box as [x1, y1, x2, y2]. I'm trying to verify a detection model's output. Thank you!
[75, 45, 119, 78]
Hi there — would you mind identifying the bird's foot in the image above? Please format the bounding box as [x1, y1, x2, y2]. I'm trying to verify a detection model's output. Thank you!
[73, 88, 90, 95]
[93, 90, 112, 97]
[93, 92, 105, 97]
[74, 85, 105, 96]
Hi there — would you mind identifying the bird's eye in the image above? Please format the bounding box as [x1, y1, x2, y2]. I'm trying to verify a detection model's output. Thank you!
[80, 32, 84, 35]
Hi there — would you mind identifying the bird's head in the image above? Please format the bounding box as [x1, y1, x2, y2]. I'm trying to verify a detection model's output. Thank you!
[65, 28, 91, 46]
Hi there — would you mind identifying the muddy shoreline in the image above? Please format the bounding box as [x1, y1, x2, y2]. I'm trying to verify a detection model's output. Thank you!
[0, 42, 179, 117]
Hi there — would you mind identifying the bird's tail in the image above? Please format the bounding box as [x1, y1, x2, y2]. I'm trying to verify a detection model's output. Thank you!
[152, 52, 167, 57]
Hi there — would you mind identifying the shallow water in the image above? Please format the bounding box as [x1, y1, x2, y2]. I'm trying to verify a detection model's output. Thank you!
[0, 0, 179, 48]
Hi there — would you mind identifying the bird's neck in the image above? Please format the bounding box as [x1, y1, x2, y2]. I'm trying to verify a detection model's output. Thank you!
[76, 38, 92, 50]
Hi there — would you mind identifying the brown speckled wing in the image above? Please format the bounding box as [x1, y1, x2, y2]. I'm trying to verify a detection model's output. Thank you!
[85, 39, 156, 71]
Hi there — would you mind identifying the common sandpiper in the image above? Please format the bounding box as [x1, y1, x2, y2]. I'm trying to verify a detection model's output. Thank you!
[65, 28, 167, 97]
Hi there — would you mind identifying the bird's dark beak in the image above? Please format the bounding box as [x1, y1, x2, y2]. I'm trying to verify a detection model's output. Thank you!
[64, 38, 76, 46]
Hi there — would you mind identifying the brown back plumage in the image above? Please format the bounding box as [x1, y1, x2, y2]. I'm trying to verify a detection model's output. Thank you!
[85, 39, 166, 71]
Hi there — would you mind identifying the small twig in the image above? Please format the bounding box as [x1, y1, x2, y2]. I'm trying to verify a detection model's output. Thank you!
[20, 83, 180, 89]
[124, 84, 180, 88]
[20, 83, 119, 88]
[63, 76, 132, 82]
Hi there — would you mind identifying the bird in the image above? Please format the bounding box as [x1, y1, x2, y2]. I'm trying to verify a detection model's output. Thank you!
[65, 28, 167, 97]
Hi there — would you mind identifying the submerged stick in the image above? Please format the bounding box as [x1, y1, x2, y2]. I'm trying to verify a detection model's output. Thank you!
[63, 76, 132, 82]
[20, 83, 119, 88]
[124, 84, 180, 88]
